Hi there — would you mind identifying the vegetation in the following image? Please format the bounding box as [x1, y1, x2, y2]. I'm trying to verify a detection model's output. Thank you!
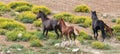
[0, 17, 26, 30]
[91, 41, 110, 49]
[30, 39, 43, 47]
[32, 6, 51, 15]
[8, 1, 32, 9]
[116, 18, 120, 24]
[53, 12, 75, 22]
[74, 4, 90, 13]
[16, 11, 36, 23]
[15, 5, 31, 12]
[0, 2, 10, 14]
[112, 24, 120, 33]
[33, 20, 42, 27]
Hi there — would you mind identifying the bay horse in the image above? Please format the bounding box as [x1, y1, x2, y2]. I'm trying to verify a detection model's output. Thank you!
[58, 18, 79, 40]
[104, 22, 114, 37]
[91, 11, 106, 41]
[36, 11, 61, 39]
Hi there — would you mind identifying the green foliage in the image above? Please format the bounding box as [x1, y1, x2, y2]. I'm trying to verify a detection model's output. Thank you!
[0, 2, 10, 14]
[73, 16, 91, 27]
[46, 39, 61, 45]
[0, 17, 26, 30]
[10, 44, 24, 49]
[8, 1, 32, 9]
[32, 6, 51, 15]
[112, 24, 120, 33]
[33, 20, 42, 27]
[22, 32, 33, 41]
[91, 41, 110, 49]
[79, 30, 92, 40]
[0, 29, 8, 35]
[116, 18, 120, 24]
[15, 5, 31, 12]
[30, 39, 43, 47]
[116, 36, 120, 41]
[16, 11, 36, 23]
[48, 32, 56, 39]
[74, 4, 90, 13]
[6, 30, 22, 41]
[111, 18, 116, 23]
[53, 12, 75, 22]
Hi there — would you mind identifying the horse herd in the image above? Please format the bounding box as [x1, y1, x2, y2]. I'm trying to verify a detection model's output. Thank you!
[36, 11, 113, 42]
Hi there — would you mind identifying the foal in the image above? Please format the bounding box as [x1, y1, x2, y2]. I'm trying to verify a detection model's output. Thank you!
[59, 19, 77, 40]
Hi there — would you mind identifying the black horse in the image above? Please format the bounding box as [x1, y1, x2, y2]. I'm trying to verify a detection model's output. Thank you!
[91, 11, 106, 41]
[36, 11, 61, 39]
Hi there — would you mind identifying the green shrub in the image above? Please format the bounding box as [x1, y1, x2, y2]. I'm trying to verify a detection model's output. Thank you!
[74, 4, 90, 13]
[111, 18, 116, 23]
[116, 36, 120, 41]
[0, 2, 10, 14]
[83, 18, 92, 27]
[6, 30, 22, 41]
[53, 12, 75, 22]
[79, 30, 92, 40]
[32, 6, 51, 15]
[46, 39, 61, 45]
[73, 16, 91, 27]
[116, 18, 120, 24]
[91, 41, 110, 49]
[33, 20, 42, 27]
[0, 17, 26, 30]
[16, 11, 36, 23]
[0, 29, 8, 35]
[15, 5, 31, 12]
[112, 24, 120, 33]
[30, 39, 43, 47]
[22, 32, 32, 41]
[48, 32, 56, 39]
[10, 44, 24, 49]
[8, 1, 32, 9]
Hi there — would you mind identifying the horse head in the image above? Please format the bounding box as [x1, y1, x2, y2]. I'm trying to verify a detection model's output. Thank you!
[91, 10, 98, 20]
[36, 11, 47, 19]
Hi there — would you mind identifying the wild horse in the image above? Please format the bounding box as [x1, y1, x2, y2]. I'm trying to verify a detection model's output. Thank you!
[59, 19, 79, 40]
[36, 11, 61, 39]
[91, 11, 113, 41]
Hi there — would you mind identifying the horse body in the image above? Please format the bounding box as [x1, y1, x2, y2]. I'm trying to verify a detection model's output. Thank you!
[59, 19, 76, 40]
[91, 11, 106, 41]
[36, 11, 61, 39]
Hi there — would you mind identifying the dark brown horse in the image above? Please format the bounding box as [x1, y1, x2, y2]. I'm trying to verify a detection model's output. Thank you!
[91, 11, 106, 41]
[36, 11, 61, 39]
[59, 19, 79, 40]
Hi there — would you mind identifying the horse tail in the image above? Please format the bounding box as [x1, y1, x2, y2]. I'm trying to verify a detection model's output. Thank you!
[74, 28, 80, 36]
[99, 21, 106, 41]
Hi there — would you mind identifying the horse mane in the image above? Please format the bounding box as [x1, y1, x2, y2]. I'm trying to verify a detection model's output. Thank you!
[60, 19, 66, 27]
[92, 11, 98, 20]
[39, 11, 49, 20]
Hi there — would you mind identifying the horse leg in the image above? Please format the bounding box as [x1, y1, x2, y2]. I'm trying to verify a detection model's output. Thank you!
[93, 28, 96, 40]
[43, 28, 46, 36]
[95, 29, 98, 40]
[55, 29, 59, 39]
[73, 32, 76, 41]
[58, 27, 62, 38]
[69, 33, 72, 40]
[100, 26, 106, 42]
[45, 29, 49, 39]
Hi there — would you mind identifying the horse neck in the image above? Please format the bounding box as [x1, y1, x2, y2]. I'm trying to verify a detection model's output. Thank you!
[60, 20, 67, 28]
[92, 14, 98, 21]
[40, 15, 49, 22]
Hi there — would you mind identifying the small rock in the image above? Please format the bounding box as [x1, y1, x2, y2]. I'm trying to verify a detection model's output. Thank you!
[72, 48, 80, 52]
[6, 50, 11, 54]
[17, 48, 22, 51]
[18, 33, 22, 38]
